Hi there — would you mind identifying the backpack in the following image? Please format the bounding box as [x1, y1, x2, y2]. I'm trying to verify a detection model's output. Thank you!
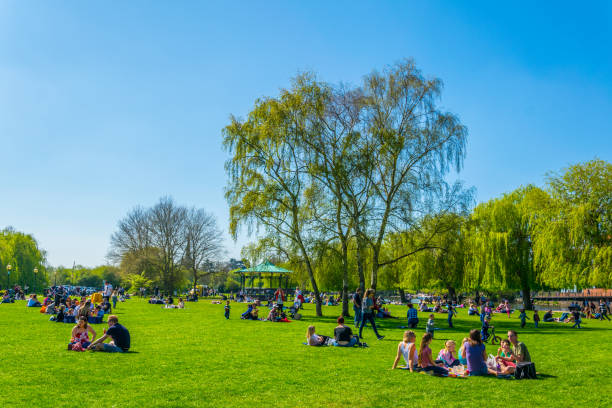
[514, 362, 537, 379]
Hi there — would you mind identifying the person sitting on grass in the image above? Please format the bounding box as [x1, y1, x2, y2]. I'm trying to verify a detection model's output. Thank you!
[306, 325, 330, 346]
[51, 304, 66, 322]
[468, 304, 479, 316]
[241, 304, 254, 319]
[543, 310, 554, 322]
[87, 315, 130, 353]
[457, 337, 469, 365]
[332, 317, 360, 347]
[407, 303, 419, 328]
[418, 333, 448, 375]
[506, 330, 531, 363]
[177, 298, 185, 309]
[464, 329, 498, 376]
[392, 330, 418, 371]
[437, 340, 460, 367]
[69, 316, 96, 351]
[46, 302, 57, 315]
[495, 339, 516, 374]
[27, 294, 42, 307]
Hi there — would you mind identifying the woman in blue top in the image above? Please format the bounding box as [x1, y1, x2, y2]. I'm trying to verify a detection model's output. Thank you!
[358, 289, 384, 340]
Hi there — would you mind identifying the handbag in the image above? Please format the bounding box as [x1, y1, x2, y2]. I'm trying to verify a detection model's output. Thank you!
[514, 362, 537, 379]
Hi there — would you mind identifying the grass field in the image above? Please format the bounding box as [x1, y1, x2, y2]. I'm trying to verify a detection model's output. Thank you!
[1, 297, 611, 408]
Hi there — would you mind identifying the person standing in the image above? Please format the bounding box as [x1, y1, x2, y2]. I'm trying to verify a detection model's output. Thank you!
[111, 290, 118, 309]
[447, 304, 456, 328]
[359, 289, 384, 340]
[103, 281, 113, 302]
[352, 288, 362, 328]
[599, 300, 611, 321]
[224, 301, 231, 319]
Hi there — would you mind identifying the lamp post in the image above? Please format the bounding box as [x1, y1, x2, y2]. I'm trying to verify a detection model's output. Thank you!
[34, 267, 39, 294]
[54, 271, 57, 286]
[6, 264, 11, 290]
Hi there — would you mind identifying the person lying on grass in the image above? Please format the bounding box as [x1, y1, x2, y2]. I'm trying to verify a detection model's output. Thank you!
[68, 316, 96, 351]
[306, 325, 330, 346]
[495, 339, 516, 374]
[87, 315, 130, 353]
[391, 330, 418, 371]
[332, 317, 361, 347]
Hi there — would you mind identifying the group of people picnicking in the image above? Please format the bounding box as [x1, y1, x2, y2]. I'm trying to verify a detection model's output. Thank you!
[389, 328, 531, 377]
[148, 294, 186, 309]
[17, 281, 132, 353]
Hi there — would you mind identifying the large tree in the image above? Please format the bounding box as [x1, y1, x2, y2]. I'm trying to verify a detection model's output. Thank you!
[223, 77, 325, 316]
[464, 185, 549, 309]
[356, 60, 469, 289]
[534, 159, 612, 288]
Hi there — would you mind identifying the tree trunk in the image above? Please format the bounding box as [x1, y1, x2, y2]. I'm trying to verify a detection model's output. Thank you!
[341, 243, 350, 317]
[398, 288, 407, 304]
[475, 290, 480, 305]
[447, 286, 456, 302]
[521, 276, 533, 310]
[356, 236, 366, 292]
[370, 248, 379, 290]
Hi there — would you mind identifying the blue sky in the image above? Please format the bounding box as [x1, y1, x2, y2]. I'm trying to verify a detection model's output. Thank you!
[1, 1, 610, 267]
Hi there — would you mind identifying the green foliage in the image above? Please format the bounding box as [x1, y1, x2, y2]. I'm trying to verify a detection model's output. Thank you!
[534, 159, 612, 288]
[1, 299, 611, 407]
[0, 227, 47, 291]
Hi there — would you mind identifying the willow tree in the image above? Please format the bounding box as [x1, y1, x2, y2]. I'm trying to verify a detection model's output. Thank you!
[357, 59, 469, 289]
[380, 212, 467, 300]
[223, 76, 324, 316]
[464, 185, 549, 309]
[534, 159, 612, 288]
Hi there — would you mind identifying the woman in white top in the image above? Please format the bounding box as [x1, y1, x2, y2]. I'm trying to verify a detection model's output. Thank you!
[392, 330, 418, 371]
[306, 325, 329, 346]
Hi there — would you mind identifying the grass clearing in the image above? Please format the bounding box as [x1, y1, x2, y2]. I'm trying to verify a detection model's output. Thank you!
[1, 298, 611, 407]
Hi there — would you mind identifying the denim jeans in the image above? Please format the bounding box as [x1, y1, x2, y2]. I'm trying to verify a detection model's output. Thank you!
[359, 313, 381, 338]
[353, 306, 362, 327]
[332, 337, 359, 347]
[448, 315, 453, 328]
[408, 318, 419, 328]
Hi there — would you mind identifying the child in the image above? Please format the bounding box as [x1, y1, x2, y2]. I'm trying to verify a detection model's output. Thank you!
[495, 339, 516, 374]
[457, 337, 469, 365]
[418, 333, 448, 375]
[447, 304, 456, 328]
[224, 301, 230, 319]
[426, 314, 435, 338]
[519, 309, 529, 328]
[437, 340, 460, 367]
[533, 310, 540, 328]
[481, 317, 490, 342]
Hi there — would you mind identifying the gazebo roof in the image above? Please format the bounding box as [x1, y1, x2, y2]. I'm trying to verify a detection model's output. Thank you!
[239, 261, 293, 274]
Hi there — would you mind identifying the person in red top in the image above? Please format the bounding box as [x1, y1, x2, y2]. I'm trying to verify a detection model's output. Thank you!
[274, 288, 285, 309]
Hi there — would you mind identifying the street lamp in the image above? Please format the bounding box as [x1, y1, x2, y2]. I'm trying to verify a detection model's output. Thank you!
[54, 271, 57, 286]
[34, 268, 38, 294]
[6, 264, 11, 290]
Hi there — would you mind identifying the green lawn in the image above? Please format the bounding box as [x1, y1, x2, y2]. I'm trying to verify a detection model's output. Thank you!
[1, 298, 611, 408]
